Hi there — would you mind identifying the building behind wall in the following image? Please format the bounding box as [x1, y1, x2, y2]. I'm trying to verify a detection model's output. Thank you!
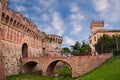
[89, 20, 120, 55]
[0, 0, 62, 77]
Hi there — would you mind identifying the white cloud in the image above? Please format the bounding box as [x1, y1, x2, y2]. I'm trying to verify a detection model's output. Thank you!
[70, 22, 82, 34]
[68, 3, 85, 34]
[15, 5, 26, 12]
[43, 27, 53, 34]
[104, 23, 113, 29]
[52, 11, 64, 36]
[92, 0, 109, 12]
[92, 0, 120, 21]
[64, 36, 75, 45]
[38, 0, 57, 12]
[32, 6, 42, 12]
[70, 13, 85, 21]
[41, 14, 50, 21]
[39, 0, 54, 8]
[70, 3, 80, 13]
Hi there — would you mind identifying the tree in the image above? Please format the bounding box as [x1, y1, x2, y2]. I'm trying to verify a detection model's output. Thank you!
[62, 47, 71, 53]
[95, 34, 120, 54]
[62, 47, 71, 56]
[95, 34, 112, 53]
[80, 41, 91, 55]
[70, 41, 91, 56]
[70, 41, 81, 56]
[112, 34, 120, 50]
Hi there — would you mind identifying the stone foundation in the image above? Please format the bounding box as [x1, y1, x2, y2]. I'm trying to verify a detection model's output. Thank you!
[0, 39, 6, 80]
[2, 40, 22, 76]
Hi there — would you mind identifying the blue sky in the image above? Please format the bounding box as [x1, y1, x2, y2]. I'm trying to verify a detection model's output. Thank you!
[8, 0, 120, 47]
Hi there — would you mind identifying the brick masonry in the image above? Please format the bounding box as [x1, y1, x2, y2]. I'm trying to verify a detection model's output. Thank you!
[21, 54, 113, 77]
[0, 0, 62, 78]
[0, 0, 114, 79]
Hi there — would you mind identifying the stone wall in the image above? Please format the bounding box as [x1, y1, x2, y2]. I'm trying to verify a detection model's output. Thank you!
[2, 40, 22, 76]
[1, 40, 44, 76]
[0, 39, 6, 80]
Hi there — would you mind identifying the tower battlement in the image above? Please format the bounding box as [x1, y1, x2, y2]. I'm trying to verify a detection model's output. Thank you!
[90, 20, 104, 29]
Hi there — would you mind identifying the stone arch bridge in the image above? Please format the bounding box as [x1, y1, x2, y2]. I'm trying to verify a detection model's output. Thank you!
[21, 54, 112, 77]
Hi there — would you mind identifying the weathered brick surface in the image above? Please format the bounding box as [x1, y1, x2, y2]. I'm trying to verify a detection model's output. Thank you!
[0, 0, 62, 78]
[0, 39, 6, 80]
[21, 54, 112, 77]
[0, 0, 114, 79]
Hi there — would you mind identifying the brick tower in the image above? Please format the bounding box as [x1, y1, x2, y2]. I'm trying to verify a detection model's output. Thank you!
[90, 20, 104, 34]
[0, 0, 7, 80]
[89, 20, 104, 55]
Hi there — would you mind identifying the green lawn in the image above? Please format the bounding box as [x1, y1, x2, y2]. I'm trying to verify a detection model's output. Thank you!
[6, 74, 74, 80]
[79, 56, 120, 80]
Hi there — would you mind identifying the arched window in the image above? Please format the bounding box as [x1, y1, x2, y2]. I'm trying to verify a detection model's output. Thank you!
[9, 18, 13, 25]
[2, 13, 5, 22]
[17, 22, 20, 27]
[13, 20, 16, 27]
[5, 15, 9, 24]
[22, 43, 28, 58]
[19, 24, 22, 29]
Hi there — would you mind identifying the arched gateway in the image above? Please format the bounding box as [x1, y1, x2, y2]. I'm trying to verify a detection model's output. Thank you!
[46, 60, 72, 76]
[23, 61, 38, 73]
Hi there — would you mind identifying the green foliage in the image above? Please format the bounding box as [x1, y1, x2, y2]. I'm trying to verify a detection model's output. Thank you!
[55, 66, 71, 77]
[62, 47, 71, 53]
[113, 50, 120, 56]
[71, 41, 81, 51]
[79, 56, 120, 80]
[70, 41, 91, 56]
[95, 34, 120, 54]
[80, 41, 91, 53]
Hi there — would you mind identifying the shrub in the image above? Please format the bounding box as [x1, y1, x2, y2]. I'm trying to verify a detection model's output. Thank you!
[113, 50, 120, 56]
[55, 66, 71, 77]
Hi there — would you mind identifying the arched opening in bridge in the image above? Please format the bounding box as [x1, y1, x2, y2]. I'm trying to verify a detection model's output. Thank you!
[22, 43, 28, 58]
[46, 60, 72, 77]
[23, 61, 42, 74]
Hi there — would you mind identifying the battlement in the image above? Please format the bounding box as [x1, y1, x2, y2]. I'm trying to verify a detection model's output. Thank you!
[46, 34, 63, 44]
[90, 20, 104, 29]
[1, 7, 46, 41]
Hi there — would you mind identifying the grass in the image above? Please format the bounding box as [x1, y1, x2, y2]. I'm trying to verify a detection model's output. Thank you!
[6, 74, 74, 80]
[55, 66, 71, 76]
[78, 56, 120, 80]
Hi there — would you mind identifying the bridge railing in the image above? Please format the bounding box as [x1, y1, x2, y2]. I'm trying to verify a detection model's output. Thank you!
[21, 53, 113, 60]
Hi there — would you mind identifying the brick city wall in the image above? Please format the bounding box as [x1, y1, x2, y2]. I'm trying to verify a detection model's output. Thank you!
[0, 0, 62, 77]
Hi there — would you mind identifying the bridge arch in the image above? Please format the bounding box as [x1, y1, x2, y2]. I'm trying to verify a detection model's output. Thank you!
[23, 61, 39, 74]
[46, 60, 72, 76]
